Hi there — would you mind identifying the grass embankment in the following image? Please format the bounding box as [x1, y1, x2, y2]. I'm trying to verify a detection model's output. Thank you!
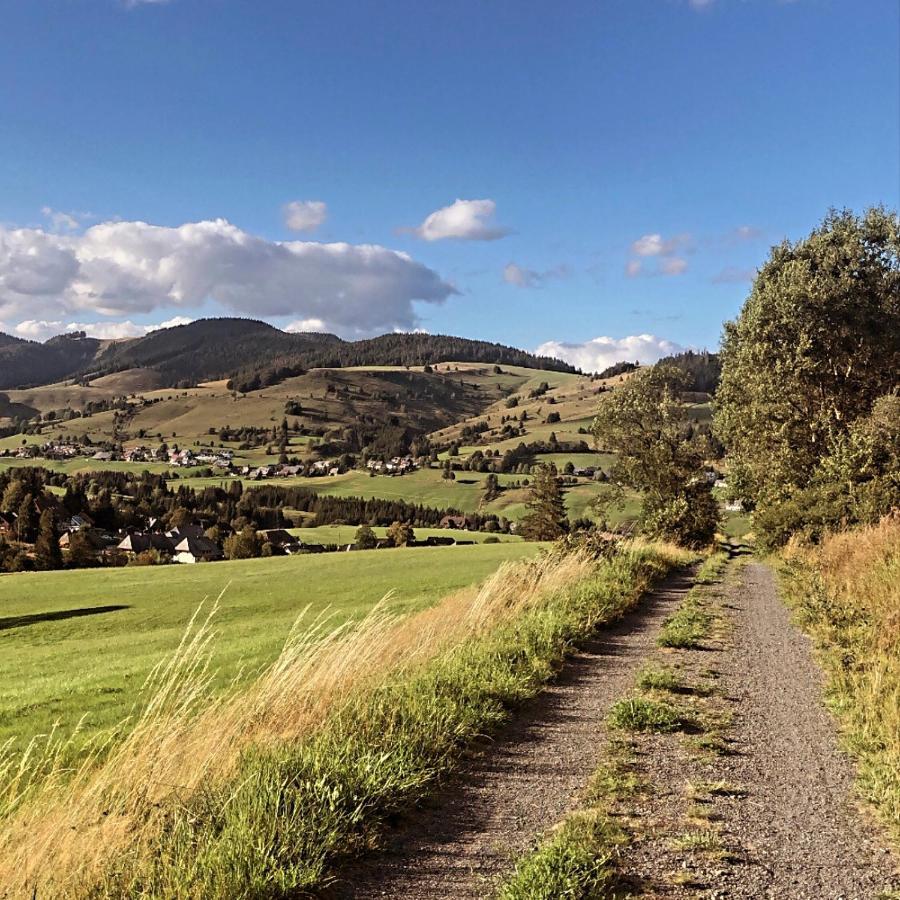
[781, 515, 900, 842]
[0, 540, 690, 898]
[0, 543, 535, 749]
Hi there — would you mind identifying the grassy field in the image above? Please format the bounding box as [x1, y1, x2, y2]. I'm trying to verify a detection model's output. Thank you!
[0, 543, 537, 750]
[289, 524, 523, 544]
[0, 540, 689, 897]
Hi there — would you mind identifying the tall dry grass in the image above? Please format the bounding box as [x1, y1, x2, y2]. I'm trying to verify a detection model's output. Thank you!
[782, 513, 900, 840]
[0, 543, 688, 898]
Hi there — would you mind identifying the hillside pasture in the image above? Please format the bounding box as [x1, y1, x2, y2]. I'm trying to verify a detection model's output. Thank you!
[289, 524, 523, 544]
[0, 542, 537, 751]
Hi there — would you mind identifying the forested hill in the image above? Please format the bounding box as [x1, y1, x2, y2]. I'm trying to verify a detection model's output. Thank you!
[0, 332, 103, 390]
[656, 349, 721, 393]
[0, 317, 577, 389]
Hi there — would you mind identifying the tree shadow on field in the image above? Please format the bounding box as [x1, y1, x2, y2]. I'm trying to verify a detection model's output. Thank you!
[0, 605, 129, 632]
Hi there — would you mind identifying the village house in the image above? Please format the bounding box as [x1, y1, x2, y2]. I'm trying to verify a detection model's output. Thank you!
[62, 512, 94, 533]
[259, 529, 301, 554]
[58, 528, 116, 557]
[172, 534, 222, 564]
[117, 532, 177, 556]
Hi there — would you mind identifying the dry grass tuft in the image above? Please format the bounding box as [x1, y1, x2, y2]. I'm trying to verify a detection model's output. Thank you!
[782, 513, 900, 842]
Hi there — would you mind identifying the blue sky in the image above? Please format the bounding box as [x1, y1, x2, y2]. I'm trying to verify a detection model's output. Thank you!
[0, 0, 897, 369]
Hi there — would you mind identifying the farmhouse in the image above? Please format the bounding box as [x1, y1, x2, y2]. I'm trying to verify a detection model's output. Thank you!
[58, 529, 115, 556]
[259, 529, 301, 554]
[117, 532, 176, 556]
[173, 534, 222, 564]
[62, 512, 94, 533]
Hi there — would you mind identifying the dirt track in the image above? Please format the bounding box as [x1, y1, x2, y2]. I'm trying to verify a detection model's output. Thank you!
[326, 560, 898, 899]
[326, 568, 696, 899]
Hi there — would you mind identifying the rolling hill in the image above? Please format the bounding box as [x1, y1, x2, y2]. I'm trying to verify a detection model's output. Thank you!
[0, 331, 103, 390]
[0, 317, 578, 391]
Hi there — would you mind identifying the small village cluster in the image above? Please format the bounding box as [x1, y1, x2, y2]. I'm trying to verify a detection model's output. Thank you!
[0, 492, 483, 568]
[4, 442, 424, 481]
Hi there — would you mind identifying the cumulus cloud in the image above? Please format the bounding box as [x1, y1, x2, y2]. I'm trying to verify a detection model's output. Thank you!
[285, 318, 327, 333]
[630, 232, 691, 258]
[535, 334, 685, 373]
[10, 315, 196, 343]
[503, 262, 569, 289]
[0, 218, 456, 336]
[627, 231, 691, 277]
[411, 199, 509, 241]
[283, 200, 327, 232]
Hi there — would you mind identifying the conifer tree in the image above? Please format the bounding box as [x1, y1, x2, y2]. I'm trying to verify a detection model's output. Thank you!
[519, 464, 568, 541]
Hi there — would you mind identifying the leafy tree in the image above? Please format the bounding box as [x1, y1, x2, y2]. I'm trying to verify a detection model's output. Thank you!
[386, 520, 415, 547]
[66, 530, 100, 568]
[34, 509, 62, 570]
[715, 207, 900, 542]
[482, 472, 501, 502]
[355, 524, 377, 549]
[223, 525, 262, 560]
[592, 366, 718, 547]
[519, 464, 568, 541]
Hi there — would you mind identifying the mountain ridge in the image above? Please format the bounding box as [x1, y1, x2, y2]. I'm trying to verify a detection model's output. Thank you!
[0, 317, 577, 390]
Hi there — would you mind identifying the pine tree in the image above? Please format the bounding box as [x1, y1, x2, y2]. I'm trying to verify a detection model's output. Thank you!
[519, 464, 568, 541]
[16, 493, 36, 543]
[34, 509, 63, 570]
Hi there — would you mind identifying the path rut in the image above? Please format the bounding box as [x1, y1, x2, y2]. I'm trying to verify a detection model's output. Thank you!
[325, 568, 696, 899]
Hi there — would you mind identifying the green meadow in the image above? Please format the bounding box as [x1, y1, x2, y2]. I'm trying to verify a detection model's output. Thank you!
[0, 542, 537, 750]
[290, 524, 523, 544]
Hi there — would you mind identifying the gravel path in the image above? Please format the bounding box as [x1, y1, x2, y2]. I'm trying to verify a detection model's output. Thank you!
[612, 558, 898, 899]
[713, 561, 897, 898]
[324, 568, 696, 899]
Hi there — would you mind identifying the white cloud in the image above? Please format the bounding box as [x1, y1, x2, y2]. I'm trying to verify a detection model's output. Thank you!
[285, 318, 327, 333]
[0, 218, 456, 336]
[630, 232, 691, 258]
[411, 199, 509, 242]
[627, 232, 691, 277]
[283, 200, 327, 233]
[152, 315, 195, 331]
[10, 316, 196, 342]
[535, 334, 685, 373]
[503, 262, 569, 288]
[14, 320, 64, 340]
